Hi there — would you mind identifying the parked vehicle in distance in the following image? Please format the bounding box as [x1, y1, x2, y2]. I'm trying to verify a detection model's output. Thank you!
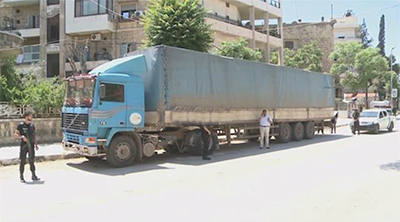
[351, 109, 395, 134]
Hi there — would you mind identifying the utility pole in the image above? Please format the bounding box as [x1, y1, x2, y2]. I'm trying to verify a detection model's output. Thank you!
[390, 47, 395, 109]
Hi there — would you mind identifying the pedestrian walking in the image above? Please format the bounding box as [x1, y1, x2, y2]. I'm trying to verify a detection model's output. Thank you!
[14, 111, 40, 183]
[200, 125, 212, 160]
[258, 109, 273, 149]
[331, 111, 338, 134]
[352, 109, 360, 135]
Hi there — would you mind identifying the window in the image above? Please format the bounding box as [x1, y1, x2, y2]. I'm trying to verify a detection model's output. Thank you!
[27, 15, 39, 28]
[383, 111, 388, 117]
[22, 45, 40, 64]
[379, 112, 384, 118]
[338, 36, 345, 39]
[101, 83, 124, 102]
[121, 4, 137, 20]
[75, 0, 113, 17]
[284, 41, 294, 49]
[226, 3, 230, 7]
[120, 43, 137, 57]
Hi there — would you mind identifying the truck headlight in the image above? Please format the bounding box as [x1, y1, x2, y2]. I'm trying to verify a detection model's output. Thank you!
[85, 137, 96, 144]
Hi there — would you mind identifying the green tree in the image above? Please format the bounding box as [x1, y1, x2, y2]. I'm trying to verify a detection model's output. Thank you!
[143, 0, 213, 52]
[0, 56, 22, 102]
[271, 41, 323, 72]
[15, 76, 65, 115]
[360, 18, 373, 49]
[341, 47, 388, 108]
[216, 38, 263, 62]
[377, 14, 385, 56]
[329, 42, 363, 95]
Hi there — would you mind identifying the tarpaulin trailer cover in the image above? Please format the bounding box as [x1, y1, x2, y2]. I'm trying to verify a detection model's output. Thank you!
[130, 45, 335, 126]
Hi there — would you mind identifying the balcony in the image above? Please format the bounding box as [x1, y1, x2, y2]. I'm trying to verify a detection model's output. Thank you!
[206, 15, 282, 47]
[223, 0, 282, 19]
[1, 0, 39, 6]
[65, 0, 115, 34]
[0, 30, 23, 57]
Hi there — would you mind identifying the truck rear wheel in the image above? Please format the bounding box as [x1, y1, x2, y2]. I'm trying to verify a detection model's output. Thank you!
[276, 123, 292, 143]
[192, 131, 219, 156]
[303, 122, 315, 139]
[292, 122, 304, 141]
[106, 135, 137, 167]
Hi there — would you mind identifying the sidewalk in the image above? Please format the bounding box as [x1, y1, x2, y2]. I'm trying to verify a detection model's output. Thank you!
[0, 118, 353, 167]
[0, 143, 80, 166]
[336, 117, 352, 127]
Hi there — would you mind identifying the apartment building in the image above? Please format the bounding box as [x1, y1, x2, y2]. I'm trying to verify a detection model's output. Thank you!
[0, 0, 283, 78]
[333, 10, 361, 44]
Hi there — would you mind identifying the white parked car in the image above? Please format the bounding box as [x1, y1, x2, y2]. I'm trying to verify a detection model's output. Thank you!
[350, 109, 395, 134]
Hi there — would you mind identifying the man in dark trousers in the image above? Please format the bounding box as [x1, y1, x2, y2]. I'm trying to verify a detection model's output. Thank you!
[200, 125, 212, 160]
[14, 111, 40, 183]
[352, 109, 361, 135]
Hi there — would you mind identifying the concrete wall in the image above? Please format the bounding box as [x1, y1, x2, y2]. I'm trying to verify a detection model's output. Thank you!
[0, 118, 62, 147]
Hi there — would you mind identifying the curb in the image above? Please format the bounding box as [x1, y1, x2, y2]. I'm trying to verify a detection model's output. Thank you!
[0, 153, 82, 167]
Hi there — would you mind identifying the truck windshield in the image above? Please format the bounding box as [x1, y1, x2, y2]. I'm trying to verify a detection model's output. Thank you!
[64, 78, 95, 107]
[360, 111, 378, 118]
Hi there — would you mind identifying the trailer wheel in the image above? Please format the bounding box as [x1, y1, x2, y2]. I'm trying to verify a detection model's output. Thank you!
[303, 122, 315, 139]
[106, 135, 137, 167]
[276, 123, 292, 143]
[192, 131, 219, 156]
[292, 122, 304, 141]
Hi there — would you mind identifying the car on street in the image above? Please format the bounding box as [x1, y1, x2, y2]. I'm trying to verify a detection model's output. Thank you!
[350, 109, 395, 134]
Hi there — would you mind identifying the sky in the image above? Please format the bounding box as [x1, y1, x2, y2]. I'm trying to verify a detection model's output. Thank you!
[281, 0, 400, 62]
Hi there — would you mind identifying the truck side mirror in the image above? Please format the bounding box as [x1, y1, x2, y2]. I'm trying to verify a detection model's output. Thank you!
[100, 84, 106, 99]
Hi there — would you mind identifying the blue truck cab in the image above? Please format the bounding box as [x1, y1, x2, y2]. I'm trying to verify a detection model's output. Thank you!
[62, 55, 147, 166]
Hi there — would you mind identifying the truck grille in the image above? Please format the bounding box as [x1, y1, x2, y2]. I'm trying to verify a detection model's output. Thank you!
[65, 133, 80, 144]
[62, 113, 89, 132]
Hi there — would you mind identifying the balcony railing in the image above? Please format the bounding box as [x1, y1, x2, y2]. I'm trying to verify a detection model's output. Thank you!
[207, 13, 241, 26]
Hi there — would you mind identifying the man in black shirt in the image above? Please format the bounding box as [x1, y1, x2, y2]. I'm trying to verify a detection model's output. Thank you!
[14, 111, 40, 183]
[352, 109, 361, 135]
[200, 125, 211, 160]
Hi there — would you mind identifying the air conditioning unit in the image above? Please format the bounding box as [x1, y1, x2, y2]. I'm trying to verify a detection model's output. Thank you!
[134, 10, 145, 18]
[91, 33, 101, 41]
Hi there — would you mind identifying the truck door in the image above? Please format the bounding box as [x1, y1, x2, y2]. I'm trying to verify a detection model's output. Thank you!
[97, 82, 127, 129]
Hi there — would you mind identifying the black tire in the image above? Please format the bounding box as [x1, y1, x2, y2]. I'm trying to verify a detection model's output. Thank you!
[192, 131, 219, 156]
[388, 122, 394, 132]
[292, 122, 304, 141]
[373, 124, 379, 134]
[276, 123, 292, 143]
[303, 122, 315, 139]
[106, 135, 137, 167]
[85, 156, 104, 161]
[165, 143, 179, 154]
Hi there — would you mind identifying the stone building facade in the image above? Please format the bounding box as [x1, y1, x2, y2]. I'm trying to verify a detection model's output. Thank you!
[282, 20, 336, 73]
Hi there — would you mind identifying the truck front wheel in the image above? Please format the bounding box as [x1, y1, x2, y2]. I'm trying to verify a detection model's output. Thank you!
[277, 123, 292, 143]
[106, 135, 137, 167]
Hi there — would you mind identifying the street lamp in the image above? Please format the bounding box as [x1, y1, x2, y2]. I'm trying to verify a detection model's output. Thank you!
[390, 47, 395, 109]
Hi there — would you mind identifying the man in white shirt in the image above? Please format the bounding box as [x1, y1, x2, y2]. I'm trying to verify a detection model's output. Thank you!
[258, 109, 273, 149]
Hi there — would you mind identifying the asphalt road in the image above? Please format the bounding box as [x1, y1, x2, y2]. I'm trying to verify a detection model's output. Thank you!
[1, 123, 400, 222]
